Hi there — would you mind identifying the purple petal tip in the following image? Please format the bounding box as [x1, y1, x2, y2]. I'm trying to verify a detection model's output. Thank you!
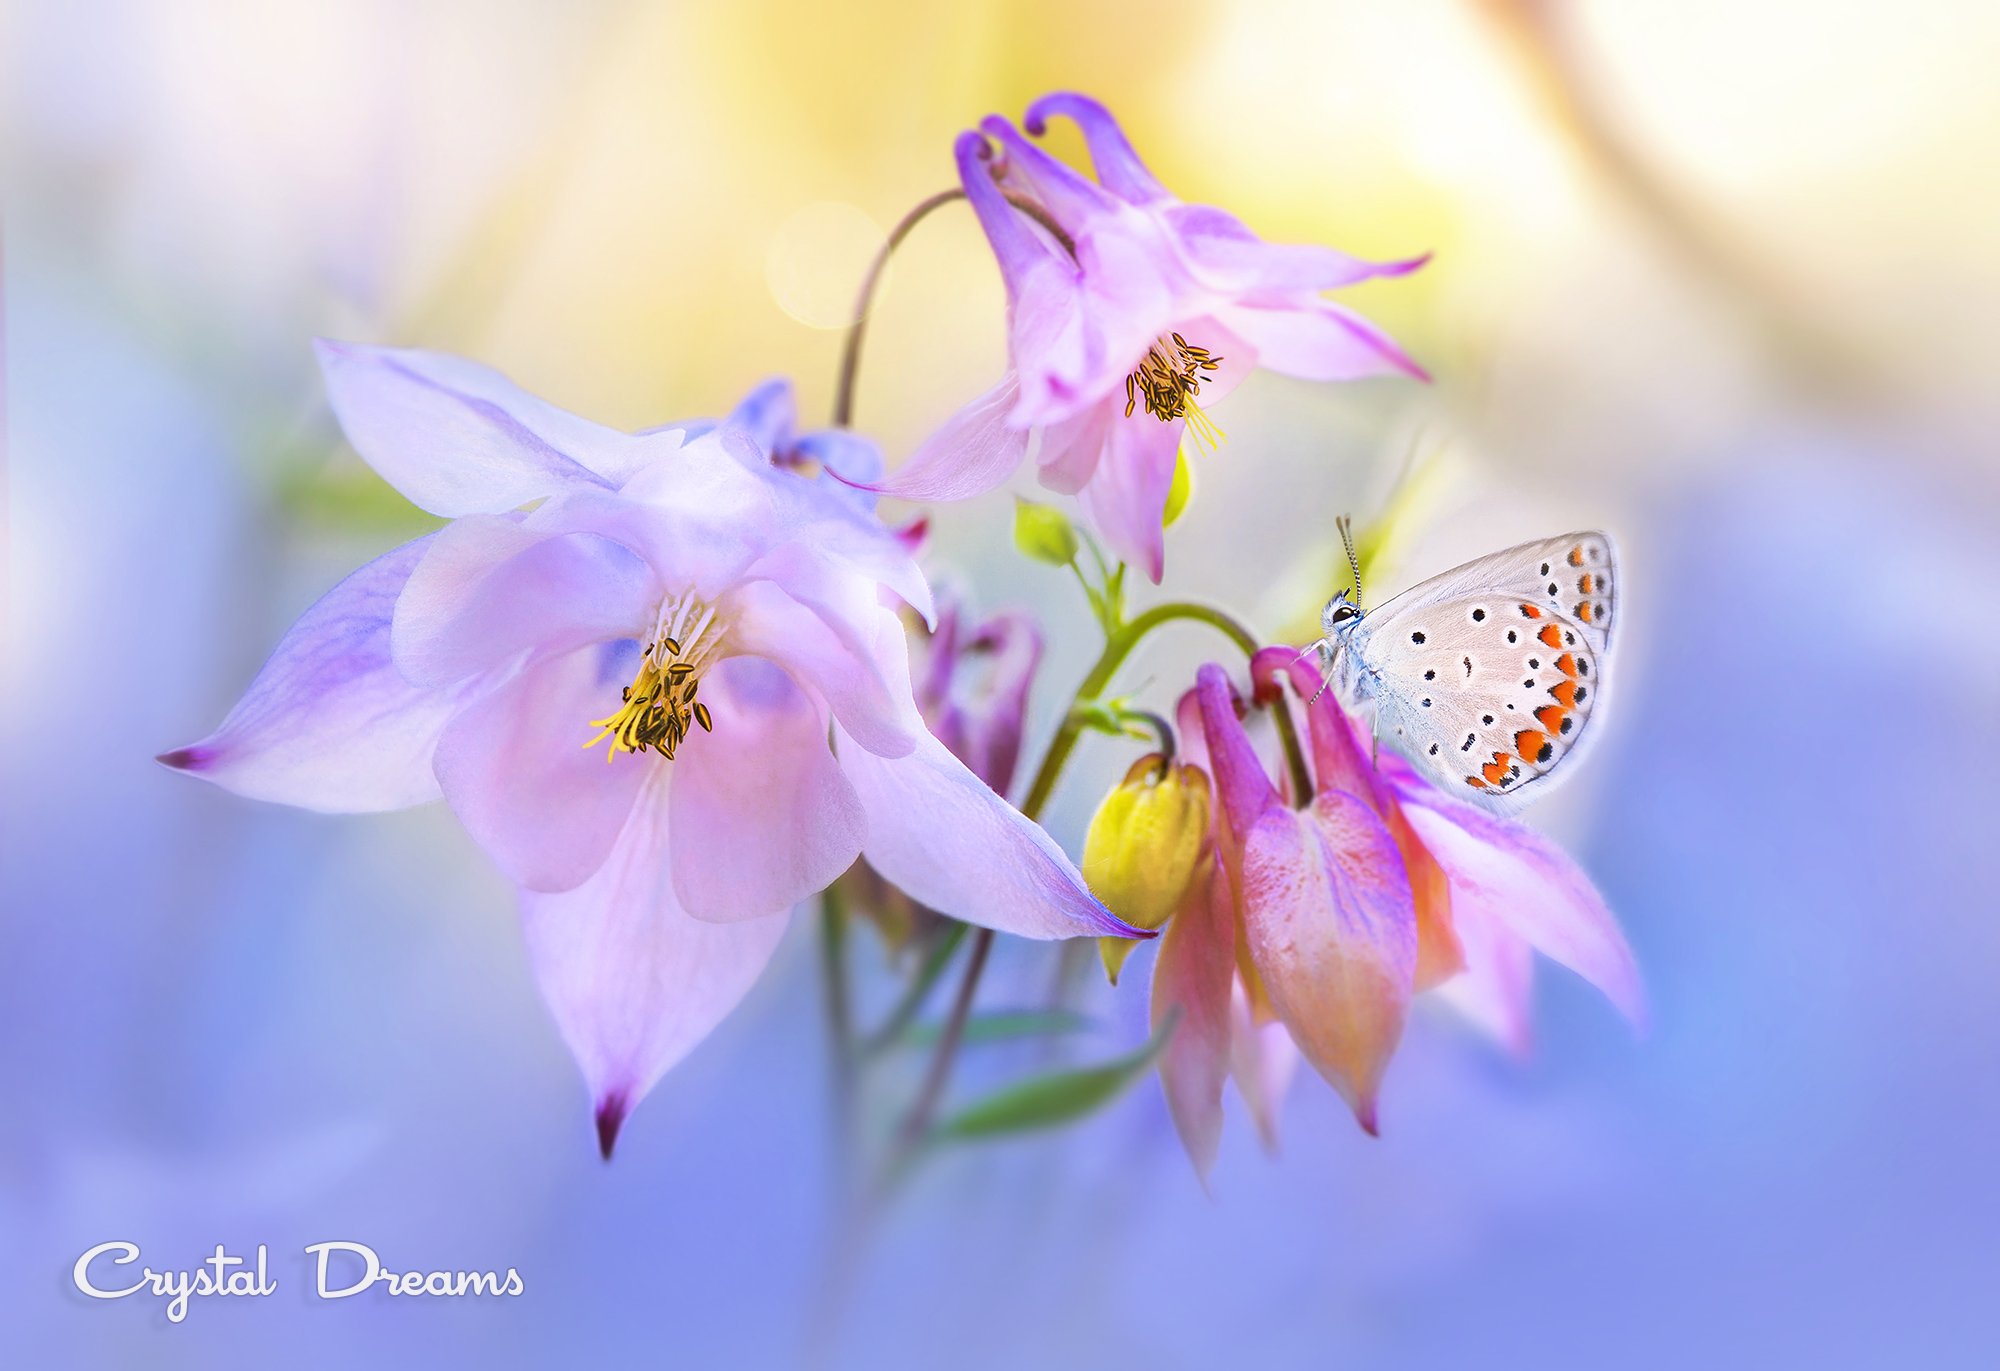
[595, 1093, 628, 1160]
[156, 746, 209, 772]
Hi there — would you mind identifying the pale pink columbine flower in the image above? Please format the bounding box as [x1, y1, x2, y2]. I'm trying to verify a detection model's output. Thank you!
[160, 344, 1138, 1154]
[1150, 653, 1643, 1178]
[871, 93, 1428, 582]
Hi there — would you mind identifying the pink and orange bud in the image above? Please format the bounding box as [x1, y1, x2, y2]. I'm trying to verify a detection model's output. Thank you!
[1084, 754, 1213, 983]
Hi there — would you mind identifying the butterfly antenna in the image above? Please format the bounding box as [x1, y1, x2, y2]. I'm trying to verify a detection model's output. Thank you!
[1337, 514, 1363, 608]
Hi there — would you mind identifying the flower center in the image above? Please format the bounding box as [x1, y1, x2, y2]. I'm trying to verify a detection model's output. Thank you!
[1124, 333, 1223, 422]
[583, 594, 722, 763]
[1124, 332, 1226, 456]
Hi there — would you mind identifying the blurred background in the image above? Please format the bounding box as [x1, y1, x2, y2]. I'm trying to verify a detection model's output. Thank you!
[6, 0, 2000, 1365]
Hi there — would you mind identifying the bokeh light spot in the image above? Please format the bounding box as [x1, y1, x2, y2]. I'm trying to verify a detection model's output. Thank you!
[764, 201, 886, 330]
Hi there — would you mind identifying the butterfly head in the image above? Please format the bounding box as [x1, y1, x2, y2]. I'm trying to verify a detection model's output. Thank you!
[1320, 591, 1363, 638]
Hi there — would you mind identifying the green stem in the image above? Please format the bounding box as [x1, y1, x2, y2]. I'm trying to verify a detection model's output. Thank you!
[884, 924, 993, 1178]
[861, 920, 970, 1056]
[1019, 600, 1297, 820]
[819, 886, 856, 1151]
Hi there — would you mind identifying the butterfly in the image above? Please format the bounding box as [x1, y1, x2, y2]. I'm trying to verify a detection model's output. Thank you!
[1304, 518, 1617, 814]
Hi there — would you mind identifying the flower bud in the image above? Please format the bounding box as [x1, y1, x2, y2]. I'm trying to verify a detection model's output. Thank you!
[1012, 497, 1080, 567]
[1084, 754, 1213, 984]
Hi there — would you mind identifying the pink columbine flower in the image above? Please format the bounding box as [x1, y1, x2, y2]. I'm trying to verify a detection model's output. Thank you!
[1151, 653, 1643, 1177]
[160, 344, 1138, 1154]
[872, 92, 1428, 583]
[909, 593, 1043, 798]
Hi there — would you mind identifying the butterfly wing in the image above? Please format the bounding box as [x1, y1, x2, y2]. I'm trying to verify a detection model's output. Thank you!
[1349, 533, 1616, 813]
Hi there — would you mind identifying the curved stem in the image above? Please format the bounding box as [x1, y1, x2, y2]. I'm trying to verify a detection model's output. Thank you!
[831, 187, 1075, 428]
[1019, 600, 1286, 821]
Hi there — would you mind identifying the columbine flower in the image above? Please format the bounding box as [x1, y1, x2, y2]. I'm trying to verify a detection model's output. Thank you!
[908, 592, 1043, 797]
[1149, 653, 1643, 1177]
[160, 343, 1138, 1154]
[871, 92, 1427, 583]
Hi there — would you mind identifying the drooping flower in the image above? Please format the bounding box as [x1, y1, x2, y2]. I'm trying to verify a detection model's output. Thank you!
[869, 93, 1428, 582]
[1147, 651, 1644, 1178]
[160, 344, 1141, 1154]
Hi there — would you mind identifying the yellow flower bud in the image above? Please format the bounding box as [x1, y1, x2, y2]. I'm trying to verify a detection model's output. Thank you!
[1085, 754, 1213, 984]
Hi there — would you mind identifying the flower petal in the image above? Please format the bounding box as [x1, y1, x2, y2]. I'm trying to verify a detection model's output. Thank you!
[158, 535, 470, 811]
[1229, 978, 1301, 1153]
[1151, 855, 1235, 1180]
[1261, 647, 1462, 988]
[1023, 92, 1171, 206]
[1239, 791, 1416, 1132]
[1035, 396, 1110, 495]
[835, 724, 1142, 941]
[1398, 791, 1647, 1030]
[720, 376, 796, 454]
[1163, 203, 1430, 299]
[392, 516, 656, 688]
[668, 659, 865, 922]
[433, 643, 648, 893]
[1219, 299, 1430, 383]
[789, 429, 887, 518]
[851, 374, 1028, 504]
[521, 773, 790, 1157]
[956, 129, 1074, 301]
[1193, 663, 1282, 854]
[1430, 898, 1537, 1057]
[724, 573, 925, 760]
[979, 114, 1124, 231]
[1078, 408, 1183, 582]
[314, 340, 663, 514]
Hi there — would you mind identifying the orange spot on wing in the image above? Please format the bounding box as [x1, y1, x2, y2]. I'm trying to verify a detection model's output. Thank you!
[1519, 603, 1542, 618]
[1579, 573, 1594, 593]
[1514, 729, 1552, 764]
[1539, 623, 1562, 649]
[1568, 545, 1585, 566]
[1482, 754, 1514, 786]
[1550, 679, 1578, 708]
[1577, 602, 1595, 623]
[1466, 775, 1488, 789]
[1536, 704, 1567, 733]
[1555, 652, 1578, 677]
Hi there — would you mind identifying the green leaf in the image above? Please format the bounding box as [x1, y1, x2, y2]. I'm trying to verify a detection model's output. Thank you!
[902, 1009, 1095, 1048]
[1012, 498, 1079, 567]
[930, 1010, 1180, 1143]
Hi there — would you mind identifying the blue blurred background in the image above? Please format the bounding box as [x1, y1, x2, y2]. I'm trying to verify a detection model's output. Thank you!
[7, 0, 2000, 1365]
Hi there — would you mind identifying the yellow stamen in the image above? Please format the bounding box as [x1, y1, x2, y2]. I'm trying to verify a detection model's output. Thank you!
[1180, 402, 1226, 459]
[583, 596, 721, 763]
[1123, 332, 1224, 423]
